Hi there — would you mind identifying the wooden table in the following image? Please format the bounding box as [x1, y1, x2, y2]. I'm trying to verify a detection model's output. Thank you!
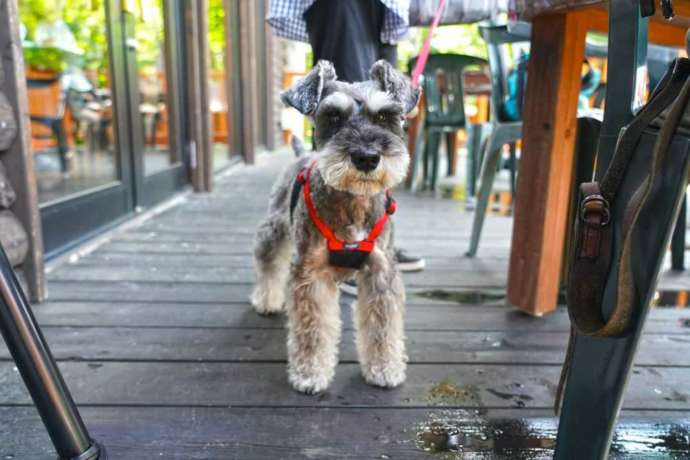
[508, 1, 690, 316]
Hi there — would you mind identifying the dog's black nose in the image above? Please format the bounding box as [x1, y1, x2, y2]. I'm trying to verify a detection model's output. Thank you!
[351, 151, 380, 172]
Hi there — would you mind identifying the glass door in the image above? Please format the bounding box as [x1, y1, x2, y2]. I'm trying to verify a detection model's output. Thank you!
[123, 0, 188, 207]
[18, 0, 189, 256]
[19, 0, 137, 254]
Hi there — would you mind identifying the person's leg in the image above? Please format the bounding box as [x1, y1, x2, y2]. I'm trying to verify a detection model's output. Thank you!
[378, 43, 397, 67]
[304, 0, 386, 83]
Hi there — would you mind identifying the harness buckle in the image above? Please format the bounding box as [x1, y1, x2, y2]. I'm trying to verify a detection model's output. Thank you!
[580, 194, 610, 227]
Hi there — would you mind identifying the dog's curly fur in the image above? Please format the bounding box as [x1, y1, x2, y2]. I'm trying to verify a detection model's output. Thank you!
[251, 60, 420, 394]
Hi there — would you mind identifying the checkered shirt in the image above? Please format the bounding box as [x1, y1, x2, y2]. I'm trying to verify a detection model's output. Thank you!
[267, 0, 410, 45]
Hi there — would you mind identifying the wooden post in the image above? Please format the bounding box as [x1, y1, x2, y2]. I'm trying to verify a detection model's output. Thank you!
[0, 0, 45, 302]
[237, 0, 258, 164]
[223, 0, 242, 160]
[263, 9, 278, 151]
[507, 10, 586, 316]
[185, 0, 213, 192]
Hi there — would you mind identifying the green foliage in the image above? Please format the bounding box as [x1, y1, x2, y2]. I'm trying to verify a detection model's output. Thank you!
[19, 0, 109, 74]
[134, 0, 166, 72]
[398, 24, 487, 72]
[208, 0, 227, 70]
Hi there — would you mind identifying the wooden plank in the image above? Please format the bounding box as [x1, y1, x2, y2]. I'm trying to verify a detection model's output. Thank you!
[29, 300, 690, 334]
[0, 0, 45, 301]
[90, 240, 511, 258]
[3, 326, 690, 366]
[43, 279, 510, 306]
[46, 263, 509, 288]
[2, 406, 687, 460]
[0, 361, 688, 410]
[507, 10, 587, 316]
[71, 251, 510, 271]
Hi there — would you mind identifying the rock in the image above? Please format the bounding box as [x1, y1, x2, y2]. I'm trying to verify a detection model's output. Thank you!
[0, 160, 16, 208]
[0, 92, 17, 151]
[0, 210, 28, 266]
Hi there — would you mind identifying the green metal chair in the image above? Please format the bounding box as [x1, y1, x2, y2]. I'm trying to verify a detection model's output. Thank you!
[408, 54, 488, 193]
[466, 23, 527, 257]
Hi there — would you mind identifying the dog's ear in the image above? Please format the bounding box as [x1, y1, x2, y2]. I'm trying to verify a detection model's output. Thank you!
[281, 60, 337, 115]
[369, 60, 421, 114]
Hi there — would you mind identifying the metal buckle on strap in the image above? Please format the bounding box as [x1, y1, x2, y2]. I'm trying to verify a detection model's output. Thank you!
[580, 194, 611, 227]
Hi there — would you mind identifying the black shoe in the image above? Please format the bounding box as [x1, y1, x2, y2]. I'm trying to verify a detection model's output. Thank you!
[340, 279, 358, 296]
[394, 248, 425, 272]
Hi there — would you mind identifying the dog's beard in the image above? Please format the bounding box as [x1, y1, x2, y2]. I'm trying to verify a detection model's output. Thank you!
[316, 143, 410, 196]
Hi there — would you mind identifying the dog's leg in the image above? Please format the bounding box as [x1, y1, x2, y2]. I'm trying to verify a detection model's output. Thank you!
[251, 216, 292, 315]
[287, 258, 341, 394]
[353, 250, 407, 388]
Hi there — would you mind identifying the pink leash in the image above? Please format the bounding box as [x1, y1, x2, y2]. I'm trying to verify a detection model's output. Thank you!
[410, 0, 448, 88]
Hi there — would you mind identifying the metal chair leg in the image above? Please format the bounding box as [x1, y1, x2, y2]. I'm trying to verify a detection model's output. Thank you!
[427, 131, 442, 192]
[0, 245, 106, 460]
[465, 124, 483, 197]
[409, 126, 426, 192]
[554, 2, 648, 459]
[508, 142, 517, 200]
[467, 139, 502, 257]
[671, 195, 686, 271]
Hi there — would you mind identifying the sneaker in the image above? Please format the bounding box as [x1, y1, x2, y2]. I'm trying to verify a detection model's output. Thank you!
[340, 279, 358, 296]
[394, 248, 426, 272]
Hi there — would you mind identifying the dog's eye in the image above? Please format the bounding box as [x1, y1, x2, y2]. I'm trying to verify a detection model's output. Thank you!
[330, 115, 341, 124]
[376, 113, 389, 123]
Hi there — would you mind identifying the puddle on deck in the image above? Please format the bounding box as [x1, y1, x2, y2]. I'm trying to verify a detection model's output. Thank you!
[413, 411, 690, 459]
[414, 289, 506, 305]
[414, 410, 556, 459]
[415, 287, 690, 309]
[414, 379, 690, 458]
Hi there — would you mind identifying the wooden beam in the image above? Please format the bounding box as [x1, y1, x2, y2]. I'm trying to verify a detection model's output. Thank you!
[507, 10, 587, 316]
[583, 6, 687, 48]
[184, 0, 212, 192]
[237, 0, 258, 164]
[223, 0, 243, 161]
[263, 4, 278, 151]
[0, 0, 45, 302]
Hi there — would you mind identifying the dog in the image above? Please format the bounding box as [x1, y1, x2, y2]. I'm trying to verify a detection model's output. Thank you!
[251, 60, 420, 394]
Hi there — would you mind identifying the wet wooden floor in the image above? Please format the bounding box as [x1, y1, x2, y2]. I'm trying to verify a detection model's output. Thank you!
[1, 153, 690, 459]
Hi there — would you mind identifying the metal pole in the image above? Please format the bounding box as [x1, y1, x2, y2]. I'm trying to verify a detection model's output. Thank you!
[554, 1, 648, 459]
[0, 244, 105, 460]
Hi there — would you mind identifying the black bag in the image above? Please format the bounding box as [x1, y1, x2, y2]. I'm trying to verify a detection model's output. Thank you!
[557, 57, 690, 413]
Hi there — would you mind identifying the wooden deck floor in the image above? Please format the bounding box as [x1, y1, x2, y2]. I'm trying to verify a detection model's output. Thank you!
[2, 153, 690, 459]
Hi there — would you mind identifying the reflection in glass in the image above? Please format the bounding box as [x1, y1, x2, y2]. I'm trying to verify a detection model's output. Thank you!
[208, 0, 235, 171]
[135, 0, 173, 175]
[20, 0, 117, 204]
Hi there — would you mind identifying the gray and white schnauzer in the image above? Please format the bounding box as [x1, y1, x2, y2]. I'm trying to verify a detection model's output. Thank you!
[251, 60, 420, 394]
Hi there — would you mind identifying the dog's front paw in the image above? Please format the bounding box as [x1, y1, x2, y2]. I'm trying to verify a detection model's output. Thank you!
[361, 362, 406, 389]
[288, 369, 333, 395]
[250, 285, 285, 315]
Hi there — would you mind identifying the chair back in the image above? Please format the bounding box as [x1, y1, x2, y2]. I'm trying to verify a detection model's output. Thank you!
[26, 72, 66, 147]
[478, 23, 529, 122]
[410, 53, 487, 127]
[26, 74, 65, 120]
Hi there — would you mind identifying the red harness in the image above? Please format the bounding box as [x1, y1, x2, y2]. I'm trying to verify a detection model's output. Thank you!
[296, 161, 396, 254]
